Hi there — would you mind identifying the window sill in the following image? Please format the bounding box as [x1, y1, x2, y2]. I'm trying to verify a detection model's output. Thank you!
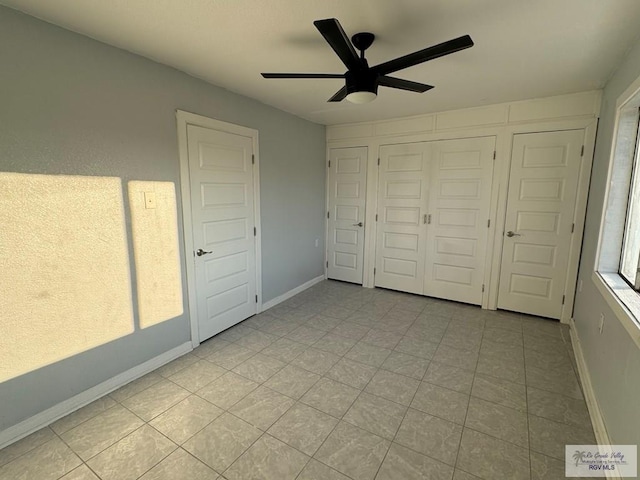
[591, 272, 640, 348]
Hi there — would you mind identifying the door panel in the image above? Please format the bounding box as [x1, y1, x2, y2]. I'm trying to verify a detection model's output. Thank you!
[327, 147, 367, 283]
[375, 143, 430, 294]
[424, 137, 496, 305]
[498, 129, 584, 319]
[187, 125, 257, 341]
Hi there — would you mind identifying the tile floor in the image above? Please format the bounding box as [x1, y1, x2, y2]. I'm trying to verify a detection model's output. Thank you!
[0, 280, 596, 480]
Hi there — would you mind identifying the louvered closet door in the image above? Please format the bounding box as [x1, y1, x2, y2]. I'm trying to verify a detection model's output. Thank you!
[375, 143, 431, 294]
[423, 137, 496, 305]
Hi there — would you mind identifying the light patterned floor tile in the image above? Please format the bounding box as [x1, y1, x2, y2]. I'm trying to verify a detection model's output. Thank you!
[86, 425, 176, 480]
[183, 413, 261, 473]
[411, 382, 470, 425]
[263, 364, 320, 399]
[376, 443, 454, 480]
[395, 409, 462, 466]
[0, 427, 57, 468]
[51, 397, 117, 435]
[365, 370, 420, 406]
[168, 360, 226, 392]
[343, 392, 406, 440]
[149, 395, 223, 444]
[229, 386, 295, 430]
[301, 378, 360, 418]
[224, 435, 309, 480]
[0, 437, 81, 480]
[268, 403, 338, 455]
[232, 353, 285, 384]
[196, 371, 258, 409]
[457, 428, 530, 480]
[297, 459, 350, 480]
[315, 422, 390, 480]
[61, 404, 144, 460]
[121, 380, 190, 421]
[139, 448, 218, 479]
[59, 465, 100, 480]
[423, 362, 475, 394]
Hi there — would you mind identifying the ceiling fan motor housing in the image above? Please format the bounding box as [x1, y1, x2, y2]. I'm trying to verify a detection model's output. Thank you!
[345, 69, 379, 96]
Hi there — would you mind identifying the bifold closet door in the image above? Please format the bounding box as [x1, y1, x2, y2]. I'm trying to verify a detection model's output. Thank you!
[374, 143, 431, 294]
[423, 137, 496, 305]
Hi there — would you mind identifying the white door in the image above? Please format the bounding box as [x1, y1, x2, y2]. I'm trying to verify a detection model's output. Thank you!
[424, 137, 496, 305]
[327, 147, 368, 283]
[375, 143, 431, 294]
[498, 129, 584, 319]
[187, 124, 257, 341]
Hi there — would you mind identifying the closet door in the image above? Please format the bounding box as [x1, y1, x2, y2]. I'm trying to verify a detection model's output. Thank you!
[497, 129, 584, 318]
[326, 147, 368, 284]
[374, 143, 430, 294]
[423, 137, 496, 305]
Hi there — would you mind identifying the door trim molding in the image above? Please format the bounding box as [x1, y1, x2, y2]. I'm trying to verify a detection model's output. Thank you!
[176, 110, 262, 348]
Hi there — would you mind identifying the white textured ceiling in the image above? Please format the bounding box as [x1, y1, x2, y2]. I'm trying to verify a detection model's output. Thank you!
[3, 0, 640, 125]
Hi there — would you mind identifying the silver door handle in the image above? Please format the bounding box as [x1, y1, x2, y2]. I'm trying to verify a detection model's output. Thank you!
[506, 231, 521, 237]
[196, 248, 213, 256]
[353, 222, 363, 227]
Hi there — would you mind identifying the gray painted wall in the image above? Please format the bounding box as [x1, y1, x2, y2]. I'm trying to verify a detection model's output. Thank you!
[574, 37, 640, 445]
[0, 6, 325, 431]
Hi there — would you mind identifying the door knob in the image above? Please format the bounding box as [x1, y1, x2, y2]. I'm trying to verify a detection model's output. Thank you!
[196, 248, 213, 256]
[506, 231, 521, 237]
[353, 222, 363, 227]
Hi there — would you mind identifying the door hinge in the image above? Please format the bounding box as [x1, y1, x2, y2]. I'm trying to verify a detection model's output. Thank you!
[327, 211, 330, 219]
[328, 160, 331, 168]
[375, 214, 378, 221]
[580, 145, 584, 157]
[562, 295, 565, 305]
[493, 150, 496, 160]
[487, 219, 491, 228]
[252, 154, 255, 165]
[254, 227, 257, 236]
[255, 295, 258, 303]
[326, 260, 329, 268]
[427, 214, 432, 225]
[482, 284, 485, 293]
[377, 158, 380, 166]
[571, 223, 575, 233]
[373, 267, 376, 275]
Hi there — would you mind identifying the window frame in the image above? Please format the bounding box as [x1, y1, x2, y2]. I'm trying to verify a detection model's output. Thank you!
[618, 109, 640, 291]
[594, 73, 640, 348]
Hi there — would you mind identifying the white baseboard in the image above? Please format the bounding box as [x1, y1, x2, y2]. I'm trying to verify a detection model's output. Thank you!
[261, 275, 325, 311]
[0, 342, 192, 450]
[569, 319, 620, 479]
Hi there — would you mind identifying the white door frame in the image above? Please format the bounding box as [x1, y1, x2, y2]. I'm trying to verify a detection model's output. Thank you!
[176, 110, 262, 348]
[487, 118, 597, 323]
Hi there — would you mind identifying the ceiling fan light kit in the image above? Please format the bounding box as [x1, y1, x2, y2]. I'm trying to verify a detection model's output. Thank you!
[262, 18, 473, 104]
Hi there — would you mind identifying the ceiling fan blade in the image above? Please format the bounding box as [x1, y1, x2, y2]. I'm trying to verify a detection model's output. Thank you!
[261, 73, 344, 79]
[372, 35, 474, 76]
[379, 76, 434, 93]
[314, 18, 361, 71]
[328, 86, 348, 102]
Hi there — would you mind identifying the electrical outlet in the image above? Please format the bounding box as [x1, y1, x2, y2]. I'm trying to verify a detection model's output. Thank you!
[578, 280, 583, 292]
[315, 239, 319, 247]
[599, 313, 605, 334]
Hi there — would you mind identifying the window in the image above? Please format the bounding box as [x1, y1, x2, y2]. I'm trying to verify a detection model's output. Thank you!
[619, 115, 640, 290]
[594, 76, 640, 340]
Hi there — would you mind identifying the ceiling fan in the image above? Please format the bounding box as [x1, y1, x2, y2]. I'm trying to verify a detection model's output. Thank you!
[262, 18, 474, 104]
